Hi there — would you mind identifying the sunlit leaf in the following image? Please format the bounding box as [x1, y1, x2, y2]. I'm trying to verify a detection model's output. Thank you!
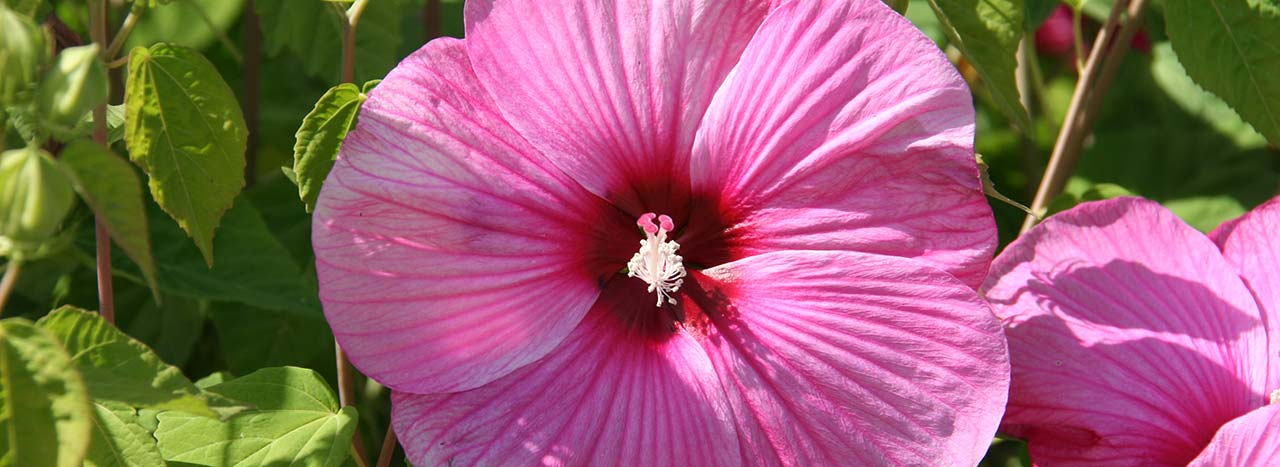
[85, 401, 165, 467]
[0, 318, 92, 467]
[928, 0, 1030, 131]
[154, 367, 357, 467]
[294, 83, 366, 212]
[37, 307, 247, 419]
[124, 43, 247, 266]
[1164, 0, 1280, 144]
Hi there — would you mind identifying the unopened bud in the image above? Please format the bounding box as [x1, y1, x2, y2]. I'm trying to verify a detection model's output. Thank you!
[0, 147, 76, 257]
[36, 44, 108, 133]
[0, 6, 49, 105]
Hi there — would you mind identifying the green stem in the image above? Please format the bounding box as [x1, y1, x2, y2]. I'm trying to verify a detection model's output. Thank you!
[104, 8, 142, 61]
[0, 261, 22, 316]
[347, 0, 372, 27]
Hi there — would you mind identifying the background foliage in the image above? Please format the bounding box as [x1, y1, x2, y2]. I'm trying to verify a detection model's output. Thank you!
[0, 0, 1276, 466]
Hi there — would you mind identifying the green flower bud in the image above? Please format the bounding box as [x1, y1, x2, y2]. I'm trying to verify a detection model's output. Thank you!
[36, 44, 108, 133]
[0, 147, 76, 257]
[0, 6, 49, 106]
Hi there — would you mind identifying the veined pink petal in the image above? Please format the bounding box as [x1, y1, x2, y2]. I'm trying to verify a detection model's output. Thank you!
[687, 250, 1008, 466]
[390, 292, 741, 467]
[690, 0, 994, 287]
[983, 197, 1269, 465]
[1188, 405, 1280, 466]
[313, 38, 609, 394]
[1212, 196, 1280, 393]
[463, 0, 771, 213]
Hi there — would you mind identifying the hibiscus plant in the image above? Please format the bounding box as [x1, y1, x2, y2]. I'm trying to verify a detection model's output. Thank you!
[0, 0, 1276, 466]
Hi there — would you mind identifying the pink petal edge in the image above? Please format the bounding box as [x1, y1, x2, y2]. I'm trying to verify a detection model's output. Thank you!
[691, 250, 1008, 466]
[313, 38, 605, 394]
[463, 0, 771, 213]
[691, 0, 995, 288]
[1188, 404, 1280, 466]
[1211, 195, 1280, 394]
[391, 301, 742, 467]
[983, 197, 1270, 465]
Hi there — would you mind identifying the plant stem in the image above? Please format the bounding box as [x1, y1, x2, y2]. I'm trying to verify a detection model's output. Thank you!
[335, 342, 367, 462]
[104, 8, 141, 61]
[1072, 6, 1086, 72]
[336, 3, 369, 464]
[89, 0, 116, 323]
[376, 425, 398, 467]
[0, 261, 22, 315]
[1020, 0, 1149, 233]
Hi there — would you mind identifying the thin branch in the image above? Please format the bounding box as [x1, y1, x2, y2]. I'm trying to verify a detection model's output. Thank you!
[104, 8, 142, 61]
[0, 261, 22, 315]
[336, 4, 370, 464]
[89, 0, 115, 323]
[1020, 0, 1149, 232]
[376, 425, 398, 467]
[336, 341, 367, 463]
[347, 0, 373, 27]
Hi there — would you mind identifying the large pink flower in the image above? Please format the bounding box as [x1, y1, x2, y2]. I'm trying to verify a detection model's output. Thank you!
[984, 196, 1280, 466]
[313, 0, 1009, 464]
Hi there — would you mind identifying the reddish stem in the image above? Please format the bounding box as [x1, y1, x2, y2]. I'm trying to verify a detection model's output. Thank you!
[376, 425, 398, 467]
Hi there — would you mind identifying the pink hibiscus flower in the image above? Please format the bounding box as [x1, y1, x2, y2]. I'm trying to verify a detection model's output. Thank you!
[313, 0, 1010, 464]
[984, 196, 1280, 466]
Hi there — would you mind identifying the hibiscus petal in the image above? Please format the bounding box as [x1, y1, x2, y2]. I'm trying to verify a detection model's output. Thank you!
[390, 294, 741, 467]
[463, 0, 771, 212]
[313, 38, 608, 394]
[687, 250, 1008, 466]
[983, 197, 1270, 465]
[1212, 196, 1280, 393]
[690, 0, 994, 287]
[1189, 405, 1280, 466]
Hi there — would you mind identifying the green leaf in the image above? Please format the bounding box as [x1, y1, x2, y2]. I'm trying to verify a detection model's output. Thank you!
[245, 174, 313, 264]
[1163, 0, 1280, 144]
[124, 43, 247, 267]
[85, 401, 165, 467]
[57, 140, 159, 298]
[1, 0, 41, 17]
[255, 0, 402, 83]
[154, 367, 358, 467]
[0, 318, 92, 467]
[37, 307, 247, 419]
[125, 0, 246, 52]
[114, 197, 321, 315]
[1151, 43, 1265, 147]
[209, 303, 334, 383]
[294, 83, 366, 212]
[1025, 0, 1060, 29]
[927, 0, 1030, 131]
[119, 294, 204, 367]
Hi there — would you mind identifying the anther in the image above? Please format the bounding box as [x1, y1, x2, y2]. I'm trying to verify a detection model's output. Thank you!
[626, 213, 687, 307]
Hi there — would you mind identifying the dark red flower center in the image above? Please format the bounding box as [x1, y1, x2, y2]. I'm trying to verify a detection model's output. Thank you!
[579, 172, 744, 341]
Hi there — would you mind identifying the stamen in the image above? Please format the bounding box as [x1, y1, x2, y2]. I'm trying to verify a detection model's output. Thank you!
[1271, 389, 1280, 405]
[627, 212, 687, 307]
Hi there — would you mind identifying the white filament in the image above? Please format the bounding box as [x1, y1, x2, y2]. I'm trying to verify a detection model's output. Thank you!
[627, 214, 687, 307]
